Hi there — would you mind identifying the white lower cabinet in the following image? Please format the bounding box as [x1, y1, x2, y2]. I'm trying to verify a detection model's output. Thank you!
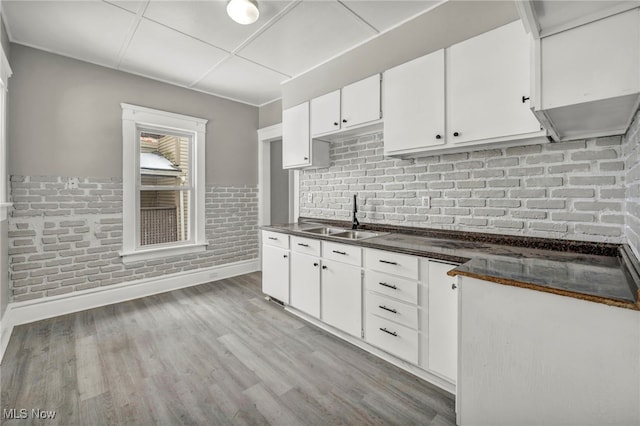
[290, 252, 320, 318]
[289, 236, 321, 317]
[278, 233, 460, 392]
[261, 242, 290, 304]
[425, 260, 459, 382]
[365, 313, 419, 364]
[364, 249, 421, 365]
[321, 258, 362, 338]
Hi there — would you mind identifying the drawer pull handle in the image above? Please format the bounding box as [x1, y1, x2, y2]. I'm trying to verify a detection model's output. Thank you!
[378, 282, 397, 290]
[297, 243, 309, 247]
[268, 237, 278, 240]
[379, 327, 398, 337]
[379, 259, 398, 265]
[379, 305, 397, 314]
[332, 250, 347, 255]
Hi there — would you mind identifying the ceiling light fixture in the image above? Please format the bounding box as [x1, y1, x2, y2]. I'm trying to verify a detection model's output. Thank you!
[227, 0, 260, 25]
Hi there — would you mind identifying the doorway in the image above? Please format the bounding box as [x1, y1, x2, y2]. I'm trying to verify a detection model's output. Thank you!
[269, 140, 289, 225]
[257, 124, 297, 228]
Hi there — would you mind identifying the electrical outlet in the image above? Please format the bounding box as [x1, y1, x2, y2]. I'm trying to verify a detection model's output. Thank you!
[422, 196, 430, 208]
[307, 193, 313, 203]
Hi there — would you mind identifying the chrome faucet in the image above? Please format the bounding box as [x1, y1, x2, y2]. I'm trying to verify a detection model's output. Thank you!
[351, 194, 359, 230]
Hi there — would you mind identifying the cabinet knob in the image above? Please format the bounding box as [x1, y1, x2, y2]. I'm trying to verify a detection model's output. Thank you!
[322, 265, 327, 270]
[333, 122, 339, 126]
[342, 119, 347, 123]
[452, 283, 457, 290]
[435, 134, 441, 140]
[303, 157, 308, 160]
[313, 262, 319, 267]
[453, 132, 460, 137]
[283, 254, 288, 258]
[522, 95, 530, 103]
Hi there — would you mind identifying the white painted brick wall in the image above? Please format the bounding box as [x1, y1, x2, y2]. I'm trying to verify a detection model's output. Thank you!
[624, 109, 640, 258]
[300, 133, 627, 242]
[8, 177, 258, 302]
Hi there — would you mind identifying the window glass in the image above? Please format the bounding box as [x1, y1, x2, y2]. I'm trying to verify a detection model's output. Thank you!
[138, 131, 192, 247]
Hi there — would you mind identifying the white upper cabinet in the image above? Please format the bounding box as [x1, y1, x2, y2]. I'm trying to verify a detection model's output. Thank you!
[283, 101, 330, 169]
[447, 20, 543, 145]
[515, 0, 640, 38]
[530, 8, 640, 141]
[311, 90, 341, 136]
[384, 21, 545, 157]
[341, 74, 382, 129]
[310, 74, 382, 139]
[384, 49, 446, 153]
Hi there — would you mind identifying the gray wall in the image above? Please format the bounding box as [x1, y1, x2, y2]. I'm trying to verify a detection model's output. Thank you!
[259, 99, 282, 128]
[8, 44, 258, 185]
[281, 0, 518, 108]
[270, 140, 289, 225]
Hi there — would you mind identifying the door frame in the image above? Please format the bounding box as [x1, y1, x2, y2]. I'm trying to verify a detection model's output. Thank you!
[257, 124, 298, 261]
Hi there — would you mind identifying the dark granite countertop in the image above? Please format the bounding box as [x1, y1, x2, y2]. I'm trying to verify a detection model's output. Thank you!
[263, 218, 640, 311]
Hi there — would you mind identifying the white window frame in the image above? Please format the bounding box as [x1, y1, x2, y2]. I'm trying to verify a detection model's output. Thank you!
[120, 103, 207, 263]
[0, 40, 12, 221]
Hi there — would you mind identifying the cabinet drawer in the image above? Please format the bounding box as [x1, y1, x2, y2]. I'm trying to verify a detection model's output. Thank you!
[263, 230, 289, 249]
[366, 314, 418, 364]
[291, 236, 321, 256]
[364, 270, 418, 305]
[366, 292, 418, 330]
[322, 241, 362, 266]
[365, 249, 418, 279]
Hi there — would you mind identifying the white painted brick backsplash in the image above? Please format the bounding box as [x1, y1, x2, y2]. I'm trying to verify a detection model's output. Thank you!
[300, 132, 628, 243]
[624, 109, 640, 258]
[8, 176, 258, 303]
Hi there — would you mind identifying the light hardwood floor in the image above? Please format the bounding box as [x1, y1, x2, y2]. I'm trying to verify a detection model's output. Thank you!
[1, 272, 456, 425]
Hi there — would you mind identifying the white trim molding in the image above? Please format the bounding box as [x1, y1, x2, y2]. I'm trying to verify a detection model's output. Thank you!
[257, 123, 283, 228]
[1, 258, 260, 361]
[120, 103, 207, 261]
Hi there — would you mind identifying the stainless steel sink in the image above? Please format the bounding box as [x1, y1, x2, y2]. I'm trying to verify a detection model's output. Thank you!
[302, 227, 345, 236]
[331, 230, 384, 240]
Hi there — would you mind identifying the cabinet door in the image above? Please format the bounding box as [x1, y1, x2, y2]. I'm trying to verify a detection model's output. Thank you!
[541, 8, 640, 109]
[282, 102, 310, 168]
[428, 261, 458, 381]
[447, 21, 541, 144]
[311, 90, 341, 136]
[290, 252, 321, 318]
[341, 74, 381, 128]
[321, 259, 362, 337]
[262, 244, 290, 303]
[384, 49, 445, 154]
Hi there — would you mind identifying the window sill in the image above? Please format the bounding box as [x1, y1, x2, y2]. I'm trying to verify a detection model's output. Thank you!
[119, 243, 208, 265]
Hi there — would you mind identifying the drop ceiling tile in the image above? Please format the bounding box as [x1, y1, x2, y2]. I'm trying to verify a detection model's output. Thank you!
[239, 0, 377, 76]
[143, 0, 293, 52]
[3, 0, 137, 68]
[194, 56, 288, 105]
[343, 0, 442, 32]
[104, 0, 147, 15]
[119, 18, 229, 86]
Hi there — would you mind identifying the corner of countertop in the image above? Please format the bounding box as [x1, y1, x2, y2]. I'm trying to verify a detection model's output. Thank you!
[619, 245, 640, 307]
